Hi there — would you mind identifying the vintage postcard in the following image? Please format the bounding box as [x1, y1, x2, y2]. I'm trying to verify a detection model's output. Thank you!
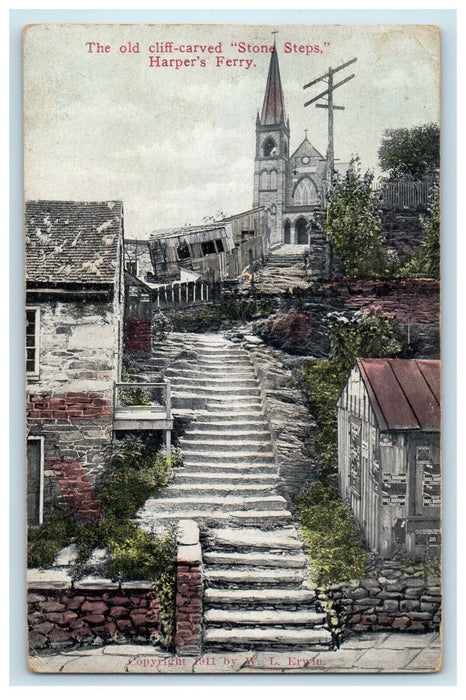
[24, 23, 441, 674]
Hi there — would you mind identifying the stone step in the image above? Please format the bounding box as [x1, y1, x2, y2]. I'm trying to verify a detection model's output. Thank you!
[183, 431, 271, 442]
[136, 509, 292, 527]
[204, 609, 325, 626]
[166, 483, 275, 497]
[191, 423, 269, 433]
[205, 568, 305, 586]
[204, 588, 316, 606]
[181, 451, 275, 464]
[176, 472, 275, 484]
[195, 412, 266, 421]
[206, 528, 303, 551]
[203, 551, 306, 568]
[203, 627, 332, 648]
[206, 401, 264, 410]
[181, 462, 277, 474]
[143, 495, 286, 512]
[173, 386, 261, 397]
[179, 438, 272, 450]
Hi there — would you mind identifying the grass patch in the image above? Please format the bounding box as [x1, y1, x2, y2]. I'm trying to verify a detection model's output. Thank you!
[296, 481, 367, 586]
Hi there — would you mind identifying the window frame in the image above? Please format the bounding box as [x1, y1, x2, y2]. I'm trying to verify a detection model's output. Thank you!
[26, 307, 40, 379]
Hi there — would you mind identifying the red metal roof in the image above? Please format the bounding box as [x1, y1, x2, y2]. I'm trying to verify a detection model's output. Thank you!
[260, 49, 286, 126]
[357, 358, 440, 431]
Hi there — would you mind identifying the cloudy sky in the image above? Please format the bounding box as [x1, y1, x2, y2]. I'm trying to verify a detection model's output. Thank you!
[24, 23, 440, 237]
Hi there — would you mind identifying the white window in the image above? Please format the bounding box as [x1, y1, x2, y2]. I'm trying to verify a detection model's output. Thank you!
[27, 436, 44, 526]
[26, 308, 40, 378]
[293, 177, 319, 206]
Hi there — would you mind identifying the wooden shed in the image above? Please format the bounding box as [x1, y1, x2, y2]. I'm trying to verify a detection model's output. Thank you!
[337, 358, 441, 560]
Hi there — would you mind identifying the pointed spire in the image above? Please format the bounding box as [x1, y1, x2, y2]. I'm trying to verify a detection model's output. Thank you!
[260, 45, 286, 126]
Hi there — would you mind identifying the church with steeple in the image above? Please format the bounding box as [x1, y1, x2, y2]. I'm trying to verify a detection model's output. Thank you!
[253, 46, 329, 247]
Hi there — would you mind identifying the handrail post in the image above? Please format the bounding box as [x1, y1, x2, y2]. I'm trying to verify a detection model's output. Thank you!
[165, 378, 172, 419]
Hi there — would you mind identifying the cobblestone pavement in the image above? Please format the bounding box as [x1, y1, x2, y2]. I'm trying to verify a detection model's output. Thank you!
[28, 632, 441, 674]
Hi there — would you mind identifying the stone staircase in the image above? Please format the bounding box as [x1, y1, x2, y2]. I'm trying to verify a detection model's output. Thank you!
[135, 332, 333, 651]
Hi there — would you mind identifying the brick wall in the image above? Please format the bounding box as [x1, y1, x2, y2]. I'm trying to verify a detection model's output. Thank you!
[174, 520, 204, 656]
[28, 583, 160, 650]
[124, 317, 151, 353]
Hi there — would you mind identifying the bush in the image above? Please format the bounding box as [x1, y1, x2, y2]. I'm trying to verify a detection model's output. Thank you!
[99, 440, 181, 519]
[303, 308, 404, 477]
[296, 481, 367, 585]
[27, 504, 78, 569]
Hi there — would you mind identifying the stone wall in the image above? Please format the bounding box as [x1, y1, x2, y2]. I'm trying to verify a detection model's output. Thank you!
[323, 560, 441, 636]
[26, 298, 120, 520]
[229, 331, 319, 501]
[28, 582, 161, 651]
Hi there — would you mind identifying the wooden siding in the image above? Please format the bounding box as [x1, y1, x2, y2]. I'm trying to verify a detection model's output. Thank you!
[338, 364, 441, 558]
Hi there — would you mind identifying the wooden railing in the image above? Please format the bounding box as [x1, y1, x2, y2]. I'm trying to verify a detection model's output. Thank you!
[113, 380, 172, 418]
[152, 279, 221, 310]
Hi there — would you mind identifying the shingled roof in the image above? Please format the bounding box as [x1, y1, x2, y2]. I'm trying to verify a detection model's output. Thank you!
[25, 200, 123, 285]
[357, 358, 441, 432]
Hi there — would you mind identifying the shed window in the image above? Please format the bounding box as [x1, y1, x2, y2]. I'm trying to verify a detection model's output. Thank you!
[201, 241, 216, 256]
[26, 308, 39, 377]
[214, 239, 224, 253]
[177, 243, 191, 260]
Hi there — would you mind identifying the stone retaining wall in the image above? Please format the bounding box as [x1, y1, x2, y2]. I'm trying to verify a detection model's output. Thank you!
[323, 560, 441, 636]
[230, 331, 319, 500]
[28, 581, 161, 651]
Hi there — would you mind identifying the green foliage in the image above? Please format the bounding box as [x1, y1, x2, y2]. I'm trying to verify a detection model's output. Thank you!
[399, 185, 440, 279]
[27, 503, 78, 569]
[170, 299, 274, 332]
[154, 568, 176, 646]
[296, 481, 367, 585]
[378, 123, 440, 178]
[100, 440, 181, 519]
[303, 309, 404, 477]
[325, 161, 385, 278]
[119, 387, 152, 407]
[105, 519, 175, 582]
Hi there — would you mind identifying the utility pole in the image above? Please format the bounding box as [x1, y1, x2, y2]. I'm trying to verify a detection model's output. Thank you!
[303, 57, 357, 187]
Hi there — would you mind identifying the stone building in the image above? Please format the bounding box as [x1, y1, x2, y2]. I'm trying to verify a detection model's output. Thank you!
[25, 200, 125, 525]
[253, 47, 340, 246]
[337, 358, 441, 560]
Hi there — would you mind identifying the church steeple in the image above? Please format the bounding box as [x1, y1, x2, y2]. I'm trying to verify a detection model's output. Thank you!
[260, 47, 286, 126]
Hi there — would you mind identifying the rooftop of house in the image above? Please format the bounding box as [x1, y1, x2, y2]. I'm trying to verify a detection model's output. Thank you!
[25, 200, 123, 285]
[356, 358, 440, 432]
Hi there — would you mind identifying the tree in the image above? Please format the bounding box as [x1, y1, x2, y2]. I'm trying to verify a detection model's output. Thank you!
[378, 123, 440, 179]
[325, 160, 385, 278]
[400, 184, 440, 278]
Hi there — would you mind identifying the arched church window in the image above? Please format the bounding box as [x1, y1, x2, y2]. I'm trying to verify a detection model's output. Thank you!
[263, 137, 277, 157]
[270, 170, 277, 189]
[293, 177, 318, 206]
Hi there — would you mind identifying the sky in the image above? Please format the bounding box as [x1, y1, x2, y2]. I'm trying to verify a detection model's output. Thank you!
[23, 23, 440, 237]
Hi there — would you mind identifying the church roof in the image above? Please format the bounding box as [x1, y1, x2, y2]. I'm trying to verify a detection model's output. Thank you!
[260, 48, 286, 126]
[290, 137, 325, 161]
